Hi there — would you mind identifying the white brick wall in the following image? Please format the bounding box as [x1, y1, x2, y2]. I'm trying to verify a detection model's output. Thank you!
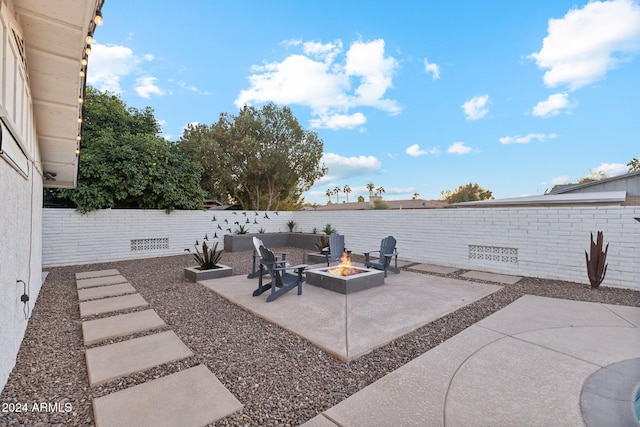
[43, 206, 640, 290]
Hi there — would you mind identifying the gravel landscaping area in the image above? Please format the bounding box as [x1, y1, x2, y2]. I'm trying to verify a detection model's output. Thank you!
[1, 249, 639, 426]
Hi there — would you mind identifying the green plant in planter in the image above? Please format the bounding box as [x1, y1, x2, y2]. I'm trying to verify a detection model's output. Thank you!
[235, 225, 248, 234]
[287, 220, 296, 232]
[188, 240, 223, 270]
[585, 231, 608, 289]
[258, 227, 266, 234]
[312, 226, 317, 234]
[315, 235, 329, 252]
[322, 223, 336, 235]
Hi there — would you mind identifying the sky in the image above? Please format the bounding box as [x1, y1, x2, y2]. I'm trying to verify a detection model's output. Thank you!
[88, 0, 640, 205]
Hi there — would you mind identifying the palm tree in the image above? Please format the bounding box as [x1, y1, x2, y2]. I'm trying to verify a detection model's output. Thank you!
[325, 188, 332, 203]
[412, 192, 419, 200]
[366, 182, 375, 198]
[343, 185, 351, 203]
[333, 186, 341, 203]
[376, 186, 385, 197]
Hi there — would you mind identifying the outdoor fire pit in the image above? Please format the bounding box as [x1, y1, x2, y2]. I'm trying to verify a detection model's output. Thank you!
[306, 252, 385, 294]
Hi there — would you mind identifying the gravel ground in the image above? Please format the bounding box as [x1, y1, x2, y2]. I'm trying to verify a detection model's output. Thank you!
[1, 249, 638, 426]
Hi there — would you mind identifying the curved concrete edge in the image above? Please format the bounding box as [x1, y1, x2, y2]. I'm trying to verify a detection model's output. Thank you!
[581, 358, 640, 427]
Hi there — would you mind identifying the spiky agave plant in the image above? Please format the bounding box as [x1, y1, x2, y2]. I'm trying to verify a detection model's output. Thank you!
[191, 240, 223, 270]
[585, 231, 608, 289]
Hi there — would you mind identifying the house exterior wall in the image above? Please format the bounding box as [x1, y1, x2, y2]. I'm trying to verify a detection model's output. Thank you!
[0, 1, 43, 393]
[43, 206, 640, 291]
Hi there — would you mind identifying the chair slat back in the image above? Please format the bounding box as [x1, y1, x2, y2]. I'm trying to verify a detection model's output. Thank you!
[259, 245, 283, 287]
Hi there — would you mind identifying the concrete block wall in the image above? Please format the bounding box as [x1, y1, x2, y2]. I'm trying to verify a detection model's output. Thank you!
[42, 209, 294, 267]
[42, 206, 640, 290]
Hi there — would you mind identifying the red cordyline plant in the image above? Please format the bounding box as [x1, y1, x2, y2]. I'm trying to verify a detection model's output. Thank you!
[585, 231, 608, 289]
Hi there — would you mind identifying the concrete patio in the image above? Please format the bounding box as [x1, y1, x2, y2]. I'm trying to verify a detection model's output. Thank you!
[200, 265, 640, 426]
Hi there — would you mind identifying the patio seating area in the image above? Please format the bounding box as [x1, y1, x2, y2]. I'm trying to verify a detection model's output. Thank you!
[1, 248, 639, 426]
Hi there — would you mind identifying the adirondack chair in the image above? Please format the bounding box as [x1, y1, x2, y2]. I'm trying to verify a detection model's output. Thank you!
[247, 237, 288, 278]
[364, 236, 400, 277]
[253, 245, 308, 302]
[324, 233, 346, 266]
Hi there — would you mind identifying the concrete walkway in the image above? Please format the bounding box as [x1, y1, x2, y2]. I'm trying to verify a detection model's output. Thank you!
[302, 295, 640, 426]
[75, 269, 242, 427]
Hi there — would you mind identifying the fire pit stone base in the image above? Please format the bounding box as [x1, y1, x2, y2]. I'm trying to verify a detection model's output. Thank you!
[306, 266, 385, 294]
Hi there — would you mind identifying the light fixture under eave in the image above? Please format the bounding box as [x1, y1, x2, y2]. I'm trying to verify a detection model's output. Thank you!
[85, 45, 91, 56]
[94, 10, 103, 26]
[86, 31, 93, 45]
[81, 57, 88, 66]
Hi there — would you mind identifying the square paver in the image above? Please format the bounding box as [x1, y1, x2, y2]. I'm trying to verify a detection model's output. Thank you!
[411, 263, 460, 275]
[76, 275, 128, 289]
[92, 364, 242, 427]
[78, 283, 137, 301]
[79, 293, 148, 317]
[461, 270, 522, 284]
[85, 331, 193, 386]
[82, 309, 166, 346]
[76, 269, 120, 280]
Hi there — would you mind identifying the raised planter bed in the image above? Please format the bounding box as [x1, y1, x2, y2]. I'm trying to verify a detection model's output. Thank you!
[184, 264, 233, 282]
[224, 233, 322, 252]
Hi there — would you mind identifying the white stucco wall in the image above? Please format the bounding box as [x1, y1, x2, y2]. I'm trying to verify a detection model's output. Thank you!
[0, 1, 43, 394]
[43, 206, 640, 290]
[0, 160, 42, 394]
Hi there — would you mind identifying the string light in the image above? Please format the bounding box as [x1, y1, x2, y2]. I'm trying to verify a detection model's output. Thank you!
[85, 31, 93, 45]
[85, 45, 91, 56]
[94, 10, 103, 26]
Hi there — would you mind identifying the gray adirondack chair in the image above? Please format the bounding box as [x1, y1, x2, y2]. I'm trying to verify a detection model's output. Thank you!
[324, 233, 346, 265]
[364, 236, 400, 277]
[253, 245, 307, 302]
[247, 236, 288, 278]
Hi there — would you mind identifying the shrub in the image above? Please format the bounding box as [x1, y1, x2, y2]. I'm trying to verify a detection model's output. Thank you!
[187, 239, 223, 269]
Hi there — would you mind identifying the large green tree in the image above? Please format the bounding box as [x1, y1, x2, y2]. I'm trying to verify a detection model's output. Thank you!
[46, 87, 206, 212]
[628, 157, 639, 171]
[179, 103, 326, 210]
[441, 182, 494, 203]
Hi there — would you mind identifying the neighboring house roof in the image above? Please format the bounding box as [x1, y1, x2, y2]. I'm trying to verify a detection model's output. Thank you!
[13, 0, 103, 188]
[547, 170, 640, 195]
[453, 191, 628, 207]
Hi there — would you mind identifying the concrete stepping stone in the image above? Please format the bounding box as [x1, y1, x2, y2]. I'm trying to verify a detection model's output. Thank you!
[77, 275, 128, 289]
[85, 331, 193, 386]
[79, 293, 148, 318]
[411, 263, 460, 275]
[78, 283, 137, 302]
[92, 364, 243, 427]
[76, 269, 120, 280]
[82, 310, 166, 346]
[461, 270, 522, 284]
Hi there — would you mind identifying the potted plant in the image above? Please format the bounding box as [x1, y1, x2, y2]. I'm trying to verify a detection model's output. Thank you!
[287, 220, 296, 232]
[184, 238, 233, 281]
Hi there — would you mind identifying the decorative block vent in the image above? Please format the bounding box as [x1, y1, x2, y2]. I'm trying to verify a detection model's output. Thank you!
[469, 245, 518, 263]
[131, 238, 169, 251]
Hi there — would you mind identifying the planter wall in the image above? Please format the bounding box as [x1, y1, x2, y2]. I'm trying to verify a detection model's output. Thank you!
[224, 233, 321, 252]
[184, 264, 233, 282]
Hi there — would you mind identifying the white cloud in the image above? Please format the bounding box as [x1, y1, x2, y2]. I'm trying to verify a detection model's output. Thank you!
[135, 76, 165, 98]
[532, 93, 573, 117]
[423, 57, 440, 80]
[309, 112, 366, 129]
[235, 38, 400, 130]
[549, 175, 571, 185]
[447, 142, 473, 154]
[317, 152, 382, 182]
[530, 0, 640, 90]
[591, 162, 629, 176]
[405, 144, 440, 157]
[499, 133, 557, 144]
[87, 43, 140, 93]
[461, 95, 490, 120]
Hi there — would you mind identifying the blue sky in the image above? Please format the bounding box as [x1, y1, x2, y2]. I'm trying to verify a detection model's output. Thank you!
[88, 0, 640, 205]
